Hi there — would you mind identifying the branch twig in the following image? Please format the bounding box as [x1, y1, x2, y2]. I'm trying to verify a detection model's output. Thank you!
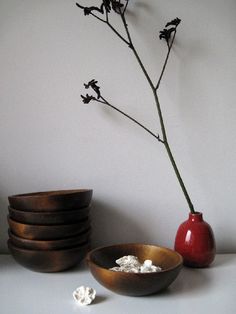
[118, 5, 155, 89]
[95, 96, 165, 143]
[155, 30, 177, 90]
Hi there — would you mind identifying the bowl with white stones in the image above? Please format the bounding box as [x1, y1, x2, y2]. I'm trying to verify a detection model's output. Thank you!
[86, 243, 183, 296]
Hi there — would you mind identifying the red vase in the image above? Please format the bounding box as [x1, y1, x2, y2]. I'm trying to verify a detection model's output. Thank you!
[174, 212, 216, 267]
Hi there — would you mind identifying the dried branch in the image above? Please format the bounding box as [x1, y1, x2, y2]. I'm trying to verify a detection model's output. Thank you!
[76, 2, 130, 45]
[98, 96, 165, 143]
[76, 3, 195, 213]
[81, 80, 164, 143]
[156, 18, 181, 90]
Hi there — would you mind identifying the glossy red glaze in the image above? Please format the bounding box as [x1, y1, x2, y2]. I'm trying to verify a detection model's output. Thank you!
[174, 212, 216, 267]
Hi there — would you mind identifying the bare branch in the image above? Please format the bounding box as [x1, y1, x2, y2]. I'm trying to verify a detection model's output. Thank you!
[155, 29, 177, 90]
[107, 21, 130, 45]
[76, 1, 129, 45]
[95, 96, 165, 143]
[123, 0, 129, 14]
[118, 5, 155, 89]
[90, 12, 107, 23]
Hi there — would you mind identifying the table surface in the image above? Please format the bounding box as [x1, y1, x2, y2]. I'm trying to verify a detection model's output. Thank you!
[0, 254, 235, 314]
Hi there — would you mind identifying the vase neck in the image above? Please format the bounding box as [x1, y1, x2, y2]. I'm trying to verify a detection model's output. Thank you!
[189, 212, 203, 222]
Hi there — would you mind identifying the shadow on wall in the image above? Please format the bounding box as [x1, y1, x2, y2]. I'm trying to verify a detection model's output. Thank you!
[126, 0, 152, 17]
[0, 196, 9, 253]
[90, 199, 157, 248]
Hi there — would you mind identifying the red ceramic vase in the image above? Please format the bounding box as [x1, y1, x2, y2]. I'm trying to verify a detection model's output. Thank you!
[174, 212, 216, 267]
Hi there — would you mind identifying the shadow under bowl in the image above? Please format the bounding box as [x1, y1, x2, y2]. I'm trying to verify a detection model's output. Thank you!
[87, 243, 183, 296]
[8, 216, 90, 240]
[8, 240, 89, 272]
[8, 228, 91, 250]
[8, 189, 93, 211]
[8, 206, 90, 225]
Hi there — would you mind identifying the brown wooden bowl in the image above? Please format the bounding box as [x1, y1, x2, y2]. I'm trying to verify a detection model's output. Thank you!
[8, 216, 90, 240]
[8, 228, 91, 250]
[87, 243, 183, 296]
[8, 189, 93, 211]
[8, 240, 89, 272]
[8, 206, 90, 225]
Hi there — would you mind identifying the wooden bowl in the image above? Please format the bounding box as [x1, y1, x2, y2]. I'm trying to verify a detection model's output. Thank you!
[8, 216, 90, 240]
[8, 228, 91, 250]
[8, 206, 90, 225]
[8, 240, 89, 272]
[8, 189, 93, 211]
[87, 243, 183, 296]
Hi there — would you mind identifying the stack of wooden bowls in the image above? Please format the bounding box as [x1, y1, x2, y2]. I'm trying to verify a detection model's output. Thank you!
[7, 189, 93, 272]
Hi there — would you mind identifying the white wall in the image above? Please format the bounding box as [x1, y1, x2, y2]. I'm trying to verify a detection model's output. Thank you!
[0, 0, 236, 253]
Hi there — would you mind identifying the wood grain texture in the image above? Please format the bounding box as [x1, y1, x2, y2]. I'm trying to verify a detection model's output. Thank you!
[8, 206, 90, 225]
[8, 189, 93, 211]
[8, 216, 90, 240]
[8, 240, 89, 272]
[87, 243, 183, 296]
[8, 228, 91, 250]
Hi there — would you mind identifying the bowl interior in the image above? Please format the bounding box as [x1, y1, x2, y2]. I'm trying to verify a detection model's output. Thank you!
[89, 243, 182, 271]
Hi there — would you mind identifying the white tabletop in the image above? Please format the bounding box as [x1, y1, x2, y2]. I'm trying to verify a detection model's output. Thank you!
[0, 254, 235, 314]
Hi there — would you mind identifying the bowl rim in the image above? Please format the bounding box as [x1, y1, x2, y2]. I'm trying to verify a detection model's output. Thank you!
[8, 239, 90, 253]
[8, 189, 93, 199]
[8, 227, 91, 244]
[87, 243, 183, 275]
[7, 215, 90, 227]
[8, 205, 91, 215]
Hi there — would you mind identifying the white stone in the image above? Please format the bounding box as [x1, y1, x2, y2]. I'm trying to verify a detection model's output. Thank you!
[120, 265, 140, 273]
[140, 264, 162, 273]
[116, 255, 141, 267]
[109, 266, 122, 272]
[143, 259, 152, 268]
[73, 286, 96, 306]
[109, 255, 162, 273]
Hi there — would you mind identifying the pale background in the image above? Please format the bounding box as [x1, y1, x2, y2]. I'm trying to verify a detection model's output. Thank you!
[0, 0, 235, 253]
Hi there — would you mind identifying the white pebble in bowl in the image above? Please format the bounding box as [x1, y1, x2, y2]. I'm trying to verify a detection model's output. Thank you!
[109, 255, 162, 273]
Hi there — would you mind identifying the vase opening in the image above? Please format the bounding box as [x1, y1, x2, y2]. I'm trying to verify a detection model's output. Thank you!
[189, 212, 203, 222]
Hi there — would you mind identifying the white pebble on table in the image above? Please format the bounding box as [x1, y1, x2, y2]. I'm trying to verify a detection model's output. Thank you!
[73, 286, 96, 306]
